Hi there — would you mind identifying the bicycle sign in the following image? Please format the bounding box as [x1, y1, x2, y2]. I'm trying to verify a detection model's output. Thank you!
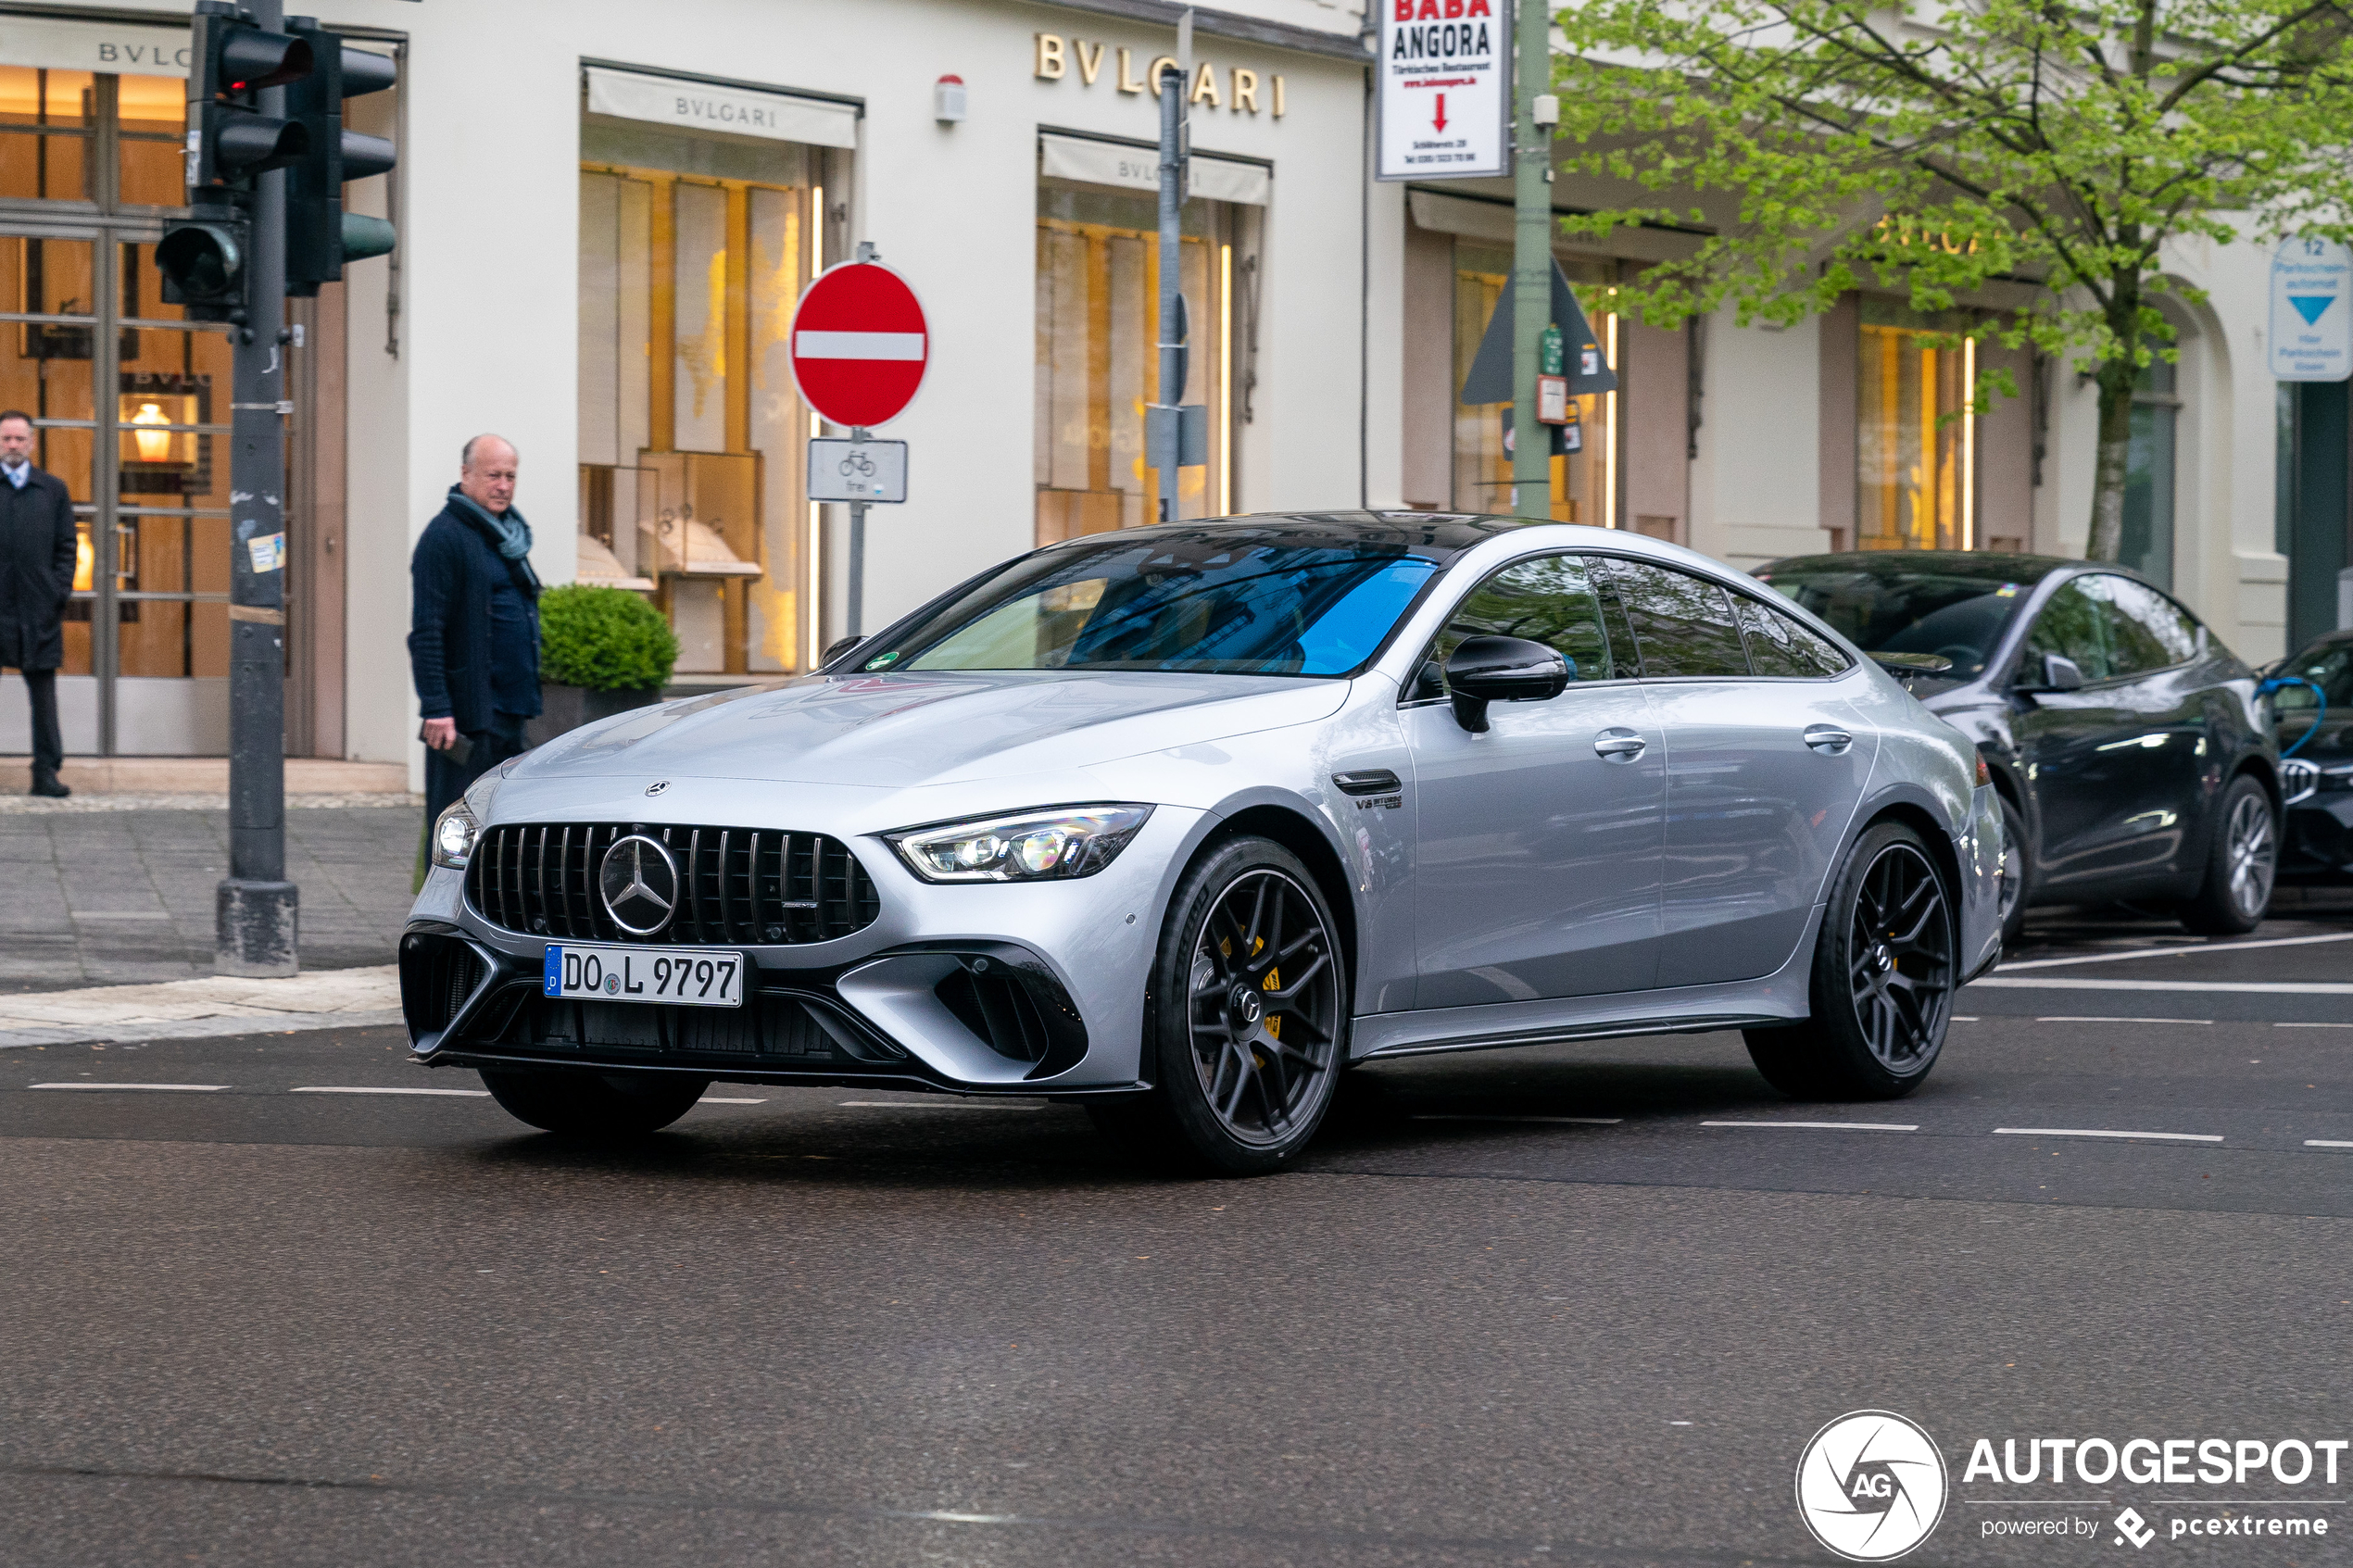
[807, 438, 907, 504]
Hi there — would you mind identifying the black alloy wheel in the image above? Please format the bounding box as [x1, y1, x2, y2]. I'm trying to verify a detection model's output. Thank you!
[1745, 821, 1955, 1100]
[1091, 837, 1347, 1174]
[2180, 774, 2278, 935]
[480, 1069, 710, 1137]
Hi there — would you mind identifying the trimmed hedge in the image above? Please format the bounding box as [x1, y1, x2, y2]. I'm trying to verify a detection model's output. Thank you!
[539, 583, 679, 693]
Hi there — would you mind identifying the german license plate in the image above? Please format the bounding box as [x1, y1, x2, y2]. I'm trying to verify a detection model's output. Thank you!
[541, 944, 745, 1009]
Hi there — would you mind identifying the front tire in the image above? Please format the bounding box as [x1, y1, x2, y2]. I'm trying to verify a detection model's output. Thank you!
[1093, 836, 1347, 1175]
[2179, 774, 2277, 935]
[480, 1069, 709, 1137]
[1996, 792, 2032, 947]
[1745, 821, 1956, 1100]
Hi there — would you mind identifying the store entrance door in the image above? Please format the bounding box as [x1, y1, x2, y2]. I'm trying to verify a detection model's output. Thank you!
[0, 224, 236, 757]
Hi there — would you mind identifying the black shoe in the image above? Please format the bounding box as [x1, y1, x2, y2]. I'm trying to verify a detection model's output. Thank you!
[30, 774, 69, 798]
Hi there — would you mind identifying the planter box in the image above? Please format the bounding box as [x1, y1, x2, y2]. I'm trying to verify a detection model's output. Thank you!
[525, 683, 662, 748]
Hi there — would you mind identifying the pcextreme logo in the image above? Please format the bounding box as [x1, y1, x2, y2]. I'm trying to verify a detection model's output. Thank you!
[1795, 1411, 1951, 1562]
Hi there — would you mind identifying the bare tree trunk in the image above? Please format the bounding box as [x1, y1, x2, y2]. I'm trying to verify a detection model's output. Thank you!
[2086, 363, 2134, 562]
[2085, 276, 2144, 563]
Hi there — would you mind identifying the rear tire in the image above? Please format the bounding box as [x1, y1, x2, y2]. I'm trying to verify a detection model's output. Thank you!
[2179, 774, 2277, 935]
[1095, 836, 1348, 1176]
[1745, 821, 1955, 1101]
[480, 1069, 709, 1137]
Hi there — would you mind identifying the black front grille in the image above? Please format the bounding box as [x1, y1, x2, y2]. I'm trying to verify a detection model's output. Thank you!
[466, 822, 881, 946]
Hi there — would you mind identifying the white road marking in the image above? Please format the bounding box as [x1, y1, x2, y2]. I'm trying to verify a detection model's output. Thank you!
[1994, 1127, 2222, 1143]
[1412, 1114, 1622, 1125]
[1700, 1120, 1918, 1132]
[1999, 930, 2353, 971]
[292, 1085, 490, 1097]
[700, 1098, 768, 1105]
[2306, 1140, 2353, 1149]
[30, 1082, 224, 1091]
[1982, 978, 2353, 995]
[2276, 1022, 2353, 1029]
[2032, 1015, 2211, 1024]
[837, 1100, 1046, 1110]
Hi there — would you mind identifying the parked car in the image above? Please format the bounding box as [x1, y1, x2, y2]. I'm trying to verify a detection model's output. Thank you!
[403, 515, 2001, 1173]
[1754, 551, 2278, 942]
[2262, 629, 2353, 883]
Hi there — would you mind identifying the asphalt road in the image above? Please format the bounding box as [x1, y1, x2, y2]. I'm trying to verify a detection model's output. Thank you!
[3, 913, 2350, 1567]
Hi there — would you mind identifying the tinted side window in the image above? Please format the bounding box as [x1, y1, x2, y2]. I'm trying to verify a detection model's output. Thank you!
[1601, 558, 1752, 678]
[2098, 576, 2199, 674]
[2024, 578, 2110, 682]
[1731, 591, 1852, 677]
[1425, 552, 1620, 694]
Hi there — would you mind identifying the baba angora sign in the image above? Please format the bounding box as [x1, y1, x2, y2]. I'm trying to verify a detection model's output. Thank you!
[1376, 0, 1510, 182]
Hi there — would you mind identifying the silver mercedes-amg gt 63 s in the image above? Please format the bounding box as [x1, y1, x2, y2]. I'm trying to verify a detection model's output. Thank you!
[401, 515, 2002, 1173]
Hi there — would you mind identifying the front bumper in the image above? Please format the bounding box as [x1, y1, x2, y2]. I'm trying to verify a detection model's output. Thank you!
[2281, 793, 2353, 882]
[402, 806, 1206, 1093]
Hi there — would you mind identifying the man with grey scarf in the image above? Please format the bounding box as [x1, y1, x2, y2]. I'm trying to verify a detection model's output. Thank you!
[409, 433, 541, 828]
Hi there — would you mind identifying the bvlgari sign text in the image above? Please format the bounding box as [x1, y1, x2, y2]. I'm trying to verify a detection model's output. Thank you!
[1035, 35, 1286, 118]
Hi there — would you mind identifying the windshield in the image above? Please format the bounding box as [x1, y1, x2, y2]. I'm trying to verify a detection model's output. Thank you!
[861, 533, 1441, 677]
[2274, 642, 2353, 710]
[1753, 563, 2032, 679]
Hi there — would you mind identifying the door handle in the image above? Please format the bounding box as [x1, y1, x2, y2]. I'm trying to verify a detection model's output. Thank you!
[1592, 728, 1646, 761]
[1804, 724, 1854, 755]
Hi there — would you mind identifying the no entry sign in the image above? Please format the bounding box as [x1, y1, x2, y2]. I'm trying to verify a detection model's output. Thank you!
[788, 260, 929, 428]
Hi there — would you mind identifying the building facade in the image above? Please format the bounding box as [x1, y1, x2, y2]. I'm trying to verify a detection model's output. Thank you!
[0, 0, 2305, 776]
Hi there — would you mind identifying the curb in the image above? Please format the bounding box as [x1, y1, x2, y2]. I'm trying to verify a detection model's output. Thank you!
[0, 1009, 408, 1051]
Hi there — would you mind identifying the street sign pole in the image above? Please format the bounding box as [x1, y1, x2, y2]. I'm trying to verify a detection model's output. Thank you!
[1510, 0, 1551, 518]
[1153, 22, 1186, 523]
[847, 425, 869, 635]
[218, 0, 296, 976]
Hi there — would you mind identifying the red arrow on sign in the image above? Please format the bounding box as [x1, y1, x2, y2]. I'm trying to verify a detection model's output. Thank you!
[1432, 93, 1449, 132]
[788, 260, 929, 429]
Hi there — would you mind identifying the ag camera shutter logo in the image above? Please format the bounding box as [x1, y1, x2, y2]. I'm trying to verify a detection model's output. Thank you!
[1795, 1411, 1949, 1561]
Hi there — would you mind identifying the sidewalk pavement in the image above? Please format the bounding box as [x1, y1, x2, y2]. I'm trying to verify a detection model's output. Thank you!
[0, 965, 401, 1049]
[0, 797, 422, 995]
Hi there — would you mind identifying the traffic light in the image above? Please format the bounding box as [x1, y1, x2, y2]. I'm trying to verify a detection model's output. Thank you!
[158, 1, 313, 321]
[184, 2, 310, 194]
[283, 19, 396, 296]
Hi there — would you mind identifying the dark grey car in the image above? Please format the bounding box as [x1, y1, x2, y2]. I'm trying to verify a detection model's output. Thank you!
[1755, 552, 2280, 941]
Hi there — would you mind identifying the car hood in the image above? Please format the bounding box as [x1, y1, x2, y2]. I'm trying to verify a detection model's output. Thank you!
[515, 669, 1350, 790]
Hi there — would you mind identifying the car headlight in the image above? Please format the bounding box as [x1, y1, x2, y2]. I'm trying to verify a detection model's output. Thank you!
[886, 804, 1153, 883]
[431, 799, 480, 869]
[2323, 764, 2353, 793]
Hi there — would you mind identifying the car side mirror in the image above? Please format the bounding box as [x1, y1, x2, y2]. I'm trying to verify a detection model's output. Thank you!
[2020, 653, 2084, 693]
[822, 634, 866, 667]
[1445, 634, 1570, 734]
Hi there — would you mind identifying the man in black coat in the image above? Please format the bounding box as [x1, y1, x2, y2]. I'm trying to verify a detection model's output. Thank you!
[0, 410, 77, 797]
[409, 433, 541, 827]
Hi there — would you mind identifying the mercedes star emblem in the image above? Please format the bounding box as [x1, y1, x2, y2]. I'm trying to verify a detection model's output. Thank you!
[599, 834, 680, 936]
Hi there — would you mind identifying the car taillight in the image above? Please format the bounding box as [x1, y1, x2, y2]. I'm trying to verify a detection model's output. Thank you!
[1975, 755, 1992, 787]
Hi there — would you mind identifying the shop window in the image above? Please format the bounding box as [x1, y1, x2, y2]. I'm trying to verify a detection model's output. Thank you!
[1857, 300, 1976, 550]
[1451, 244, 1618, 524]
[579, 132, 817, 674]
[2121, 358, 2177, 588]
[1033, 182, 1252, 544]
[0, 67, 91, 203]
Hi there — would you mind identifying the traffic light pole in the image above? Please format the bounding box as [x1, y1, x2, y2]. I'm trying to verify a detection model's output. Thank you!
[1509, 0, 1551, 518]
[216, 0, 296, 976]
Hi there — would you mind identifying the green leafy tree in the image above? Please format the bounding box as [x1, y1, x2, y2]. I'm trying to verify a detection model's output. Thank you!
[1550, 0, 2353, 559]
